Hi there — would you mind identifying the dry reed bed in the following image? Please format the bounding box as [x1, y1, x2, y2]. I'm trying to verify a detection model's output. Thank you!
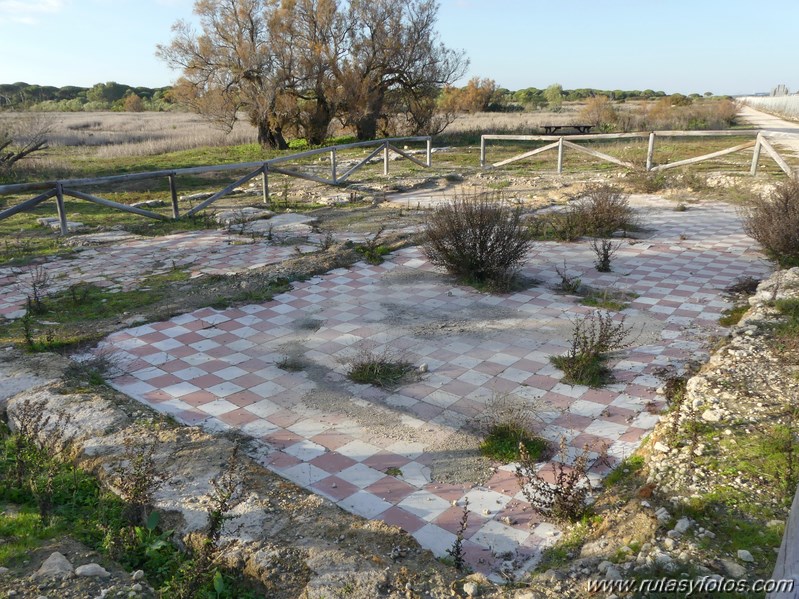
[741, 96, 799, 121]
[0, 111, 257, 157]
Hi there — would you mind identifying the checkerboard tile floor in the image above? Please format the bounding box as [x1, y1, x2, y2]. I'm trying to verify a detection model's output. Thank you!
[0, 231, 317, 320]
[83, 198, 769, 579]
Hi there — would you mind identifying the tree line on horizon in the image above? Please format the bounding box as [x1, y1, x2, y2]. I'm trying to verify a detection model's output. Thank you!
[0, 78, 709, 116]
[0, 81, 174, 113]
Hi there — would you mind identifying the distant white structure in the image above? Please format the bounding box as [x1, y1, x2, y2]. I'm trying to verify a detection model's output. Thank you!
[771, 84, 790, 97]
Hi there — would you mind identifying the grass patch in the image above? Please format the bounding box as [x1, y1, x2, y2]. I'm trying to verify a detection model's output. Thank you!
[774, 297, 799, 334]
[719, 304, 749, 326]
[0, 235, 75, 267]
[347, 345, 414, 389]
[604, 455, 645, 486]
[207, 277, 290, 310]
[347, 356, 413, 388]
[581, 294, 628, 311]
[479, 424, 548, 463]
[0, 202, 218, 267]
[534, 518, 596, 572]
[551, 352, 610, 388]
[0, 504, 62, 564]
[0, 271, 189, 351]
[580, 287, 636, 312]
[675, 493, 784, 565]
[0, 416, 259, 597]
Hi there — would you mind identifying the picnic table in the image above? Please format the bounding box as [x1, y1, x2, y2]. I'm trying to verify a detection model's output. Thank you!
[542, 124, 593, 135]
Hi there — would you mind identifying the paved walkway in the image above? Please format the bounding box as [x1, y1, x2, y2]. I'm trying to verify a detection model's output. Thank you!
[738, 105, 799, 160]
[92, 196, 769, 580]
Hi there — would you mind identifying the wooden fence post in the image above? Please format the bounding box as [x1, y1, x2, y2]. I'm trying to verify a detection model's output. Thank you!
[426, 138, 432, 167]
[168, 174, 179, 219]
[769, 483, 799, 598]
[557, 138, 564, 174]
[331, 149, 337, 184]
[54, 182, 68, 235]
[480, 136, 486, 168]
[750, 134, 762, 176]
[268, 164, 269, 204]
[383, 141, 390, 176]
[646, 132, 656, 171]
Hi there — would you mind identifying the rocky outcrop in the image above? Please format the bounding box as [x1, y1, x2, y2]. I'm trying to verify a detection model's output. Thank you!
[2, 356, 473, 599]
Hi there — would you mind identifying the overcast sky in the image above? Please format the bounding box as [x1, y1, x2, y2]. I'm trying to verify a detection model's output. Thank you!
[0, 0, 796, 95]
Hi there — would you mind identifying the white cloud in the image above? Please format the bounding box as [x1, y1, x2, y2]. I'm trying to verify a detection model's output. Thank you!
[0, 0, 66, 25]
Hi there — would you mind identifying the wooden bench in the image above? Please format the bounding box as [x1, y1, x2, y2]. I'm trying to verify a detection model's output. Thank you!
[542, 124, 593, 135]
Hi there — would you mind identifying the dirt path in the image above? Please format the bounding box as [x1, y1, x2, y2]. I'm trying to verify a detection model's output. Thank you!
[738, 105, 799, 160]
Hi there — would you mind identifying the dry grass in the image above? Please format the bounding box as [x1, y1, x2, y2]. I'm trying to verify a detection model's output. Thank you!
[443, 104, 583, 134]
[742, 178, 799, 267]
[0, 111, 258, 159]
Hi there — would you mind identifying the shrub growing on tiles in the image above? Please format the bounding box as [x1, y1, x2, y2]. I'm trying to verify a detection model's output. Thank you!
[423, 192, 532, 291]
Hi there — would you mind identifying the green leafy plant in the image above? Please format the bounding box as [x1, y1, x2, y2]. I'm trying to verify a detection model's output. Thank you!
[356, 226, 390, 265]
[589, 238, 622, 272]
[551, 311, 633, 387]
[445, 498, 469, 571]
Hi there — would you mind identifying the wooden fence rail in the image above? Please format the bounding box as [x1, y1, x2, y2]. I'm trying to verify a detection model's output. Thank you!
[480, 129, 796, 176]
[0, 137, 432, 234]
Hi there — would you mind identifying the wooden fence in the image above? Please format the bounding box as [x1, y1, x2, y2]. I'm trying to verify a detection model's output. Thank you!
[480, 130, 796, 176]
[769, 484, 799, 598]
[0, 137, 432, 234]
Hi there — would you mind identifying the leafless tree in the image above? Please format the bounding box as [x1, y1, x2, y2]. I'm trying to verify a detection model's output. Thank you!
[0, 112, 53, 173]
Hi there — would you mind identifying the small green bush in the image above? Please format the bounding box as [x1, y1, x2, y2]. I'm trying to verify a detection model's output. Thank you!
[551, 311, 633, 387]
[529, 185, 635, 243]
[629, 170, 667, 193]
[589, 238, 622, 272]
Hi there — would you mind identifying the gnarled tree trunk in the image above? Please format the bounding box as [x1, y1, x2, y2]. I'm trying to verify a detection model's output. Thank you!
[256, 118, 288, 150]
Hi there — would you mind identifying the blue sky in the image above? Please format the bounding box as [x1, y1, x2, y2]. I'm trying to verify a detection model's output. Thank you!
[0, 0, 796, 95]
